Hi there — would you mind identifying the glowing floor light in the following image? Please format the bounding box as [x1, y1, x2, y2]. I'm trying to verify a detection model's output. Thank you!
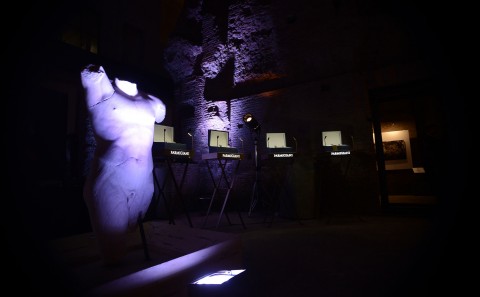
[189, 269, 246, 297]
[191, 269, 246, 285]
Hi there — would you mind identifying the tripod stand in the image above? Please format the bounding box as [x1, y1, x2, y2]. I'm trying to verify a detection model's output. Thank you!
[248, 138, 259, 216]
[248, 137, 272, 216]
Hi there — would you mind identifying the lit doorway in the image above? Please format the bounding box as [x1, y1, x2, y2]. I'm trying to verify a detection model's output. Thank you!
[369, 81, 444, 209]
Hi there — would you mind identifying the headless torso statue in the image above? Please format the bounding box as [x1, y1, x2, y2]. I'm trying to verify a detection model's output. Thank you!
[81, 64, 166, 265]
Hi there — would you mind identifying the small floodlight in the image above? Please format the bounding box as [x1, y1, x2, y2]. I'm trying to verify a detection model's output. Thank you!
[243, 113, 253, 123]
[242, 113, 260, 132]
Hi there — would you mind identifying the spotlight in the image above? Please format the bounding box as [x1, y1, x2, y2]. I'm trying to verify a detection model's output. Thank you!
[243, 113, 252, 123]
[242, 113, 260, 132]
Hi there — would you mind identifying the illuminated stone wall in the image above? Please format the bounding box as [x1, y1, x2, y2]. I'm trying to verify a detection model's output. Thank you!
[162, 0, 431, 217]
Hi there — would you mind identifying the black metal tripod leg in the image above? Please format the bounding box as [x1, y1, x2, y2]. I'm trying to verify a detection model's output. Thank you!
[203, 160, 219, 228]
[138, 213, 150, 261]
[151, 168, 175, 224]
[214, 159, 230, 228]
[248, 179, 258, 216]
[167, 159, 193, 228]
[216, 159, 246, 229]
[160, 170, 176, 225]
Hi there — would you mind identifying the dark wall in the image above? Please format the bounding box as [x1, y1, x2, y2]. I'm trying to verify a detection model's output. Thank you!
[6, 0, 467, 236]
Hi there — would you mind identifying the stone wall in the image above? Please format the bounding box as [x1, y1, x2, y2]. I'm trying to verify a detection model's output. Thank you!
[162, 0, 433, 218]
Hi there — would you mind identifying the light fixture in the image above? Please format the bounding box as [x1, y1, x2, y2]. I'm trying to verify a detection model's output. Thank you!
[243, 113, 260, 132]
[189, 269, 246, 296]
[242, 113, 262, 217]
[239, 137, 244, 153]
[188, 129, 195, 149]
[207, 105, 220, 116]
[191, 269, 245, 285]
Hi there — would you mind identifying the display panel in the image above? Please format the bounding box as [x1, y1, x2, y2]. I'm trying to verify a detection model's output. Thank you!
[154, 124, 174, 143]
[322, 131, 342, 146]
[208, 129, 229, 147]
[266, 133, 286, 148]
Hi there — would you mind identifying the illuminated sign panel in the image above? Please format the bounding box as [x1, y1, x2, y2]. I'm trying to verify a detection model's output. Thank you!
[221, 153, 241, 159]
[331, 151, 350, 155]
[273, 153, 294, 158]
[170, 150, 190, 156]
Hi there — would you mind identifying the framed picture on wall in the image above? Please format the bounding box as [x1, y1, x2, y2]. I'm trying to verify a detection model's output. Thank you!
[381, 130, 413, 170]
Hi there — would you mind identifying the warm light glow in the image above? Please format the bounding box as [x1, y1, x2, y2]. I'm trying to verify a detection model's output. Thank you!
[243, 113, 253, 122]
[242, 113, 260, 132]
[192, 269, 246, 285]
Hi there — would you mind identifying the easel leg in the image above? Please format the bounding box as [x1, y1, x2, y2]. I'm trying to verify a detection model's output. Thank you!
[138, 212, 150, 261]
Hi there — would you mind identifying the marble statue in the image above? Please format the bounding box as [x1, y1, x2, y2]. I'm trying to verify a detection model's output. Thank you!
[80, 64, 166, 265]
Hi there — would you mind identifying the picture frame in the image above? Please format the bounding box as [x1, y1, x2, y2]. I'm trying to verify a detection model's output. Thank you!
[381, 130, 412, 170]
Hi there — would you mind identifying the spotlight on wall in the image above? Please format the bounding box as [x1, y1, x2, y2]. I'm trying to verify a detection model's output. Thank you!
[243, 113, 261, 132]
[207, 105, 220, 116]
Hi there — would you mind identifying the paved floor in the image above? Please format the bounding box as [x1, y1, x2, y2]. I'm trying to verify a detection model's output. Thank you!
[7, 202, 464, 297]
[175, 205, 463, 297]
